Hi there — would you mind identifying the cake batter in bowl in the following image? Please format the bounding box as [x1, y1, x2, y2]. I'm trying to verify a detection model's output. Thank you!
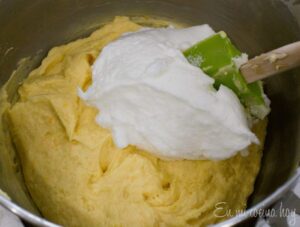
[0, 0, 299, 226]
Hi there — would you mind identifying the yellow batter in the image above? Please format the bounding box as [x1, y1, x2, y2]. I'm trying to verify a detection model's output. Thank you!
[1, 17, 267, 226]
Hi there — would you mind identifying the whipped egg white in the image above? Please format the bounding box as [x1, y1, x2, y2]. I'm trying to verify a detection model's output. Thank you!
[79, 25, 259, 160]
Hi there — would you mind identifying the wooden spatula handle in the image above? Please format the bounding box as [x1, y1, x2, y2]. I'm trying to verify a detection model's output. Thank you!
[240, 41, 300, 83]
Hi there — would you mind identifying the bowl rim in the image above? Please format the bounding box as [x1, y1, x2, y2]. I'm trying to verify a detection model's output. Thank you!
[0, 168, 299, 227]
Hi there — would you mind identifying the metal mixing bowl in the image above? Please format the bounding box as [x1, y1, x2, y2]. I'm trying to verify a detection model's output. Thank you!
[0, 0, 299, 226]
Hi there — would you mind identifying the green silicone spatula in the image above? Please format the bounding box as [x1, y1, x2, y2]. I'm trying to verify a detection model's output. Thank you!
[184, 32, 300, 119]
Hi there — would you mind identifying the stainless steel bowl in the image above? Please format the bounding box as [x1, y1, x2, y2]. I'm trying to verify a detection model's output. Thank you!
[0, 0, 299, 226]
